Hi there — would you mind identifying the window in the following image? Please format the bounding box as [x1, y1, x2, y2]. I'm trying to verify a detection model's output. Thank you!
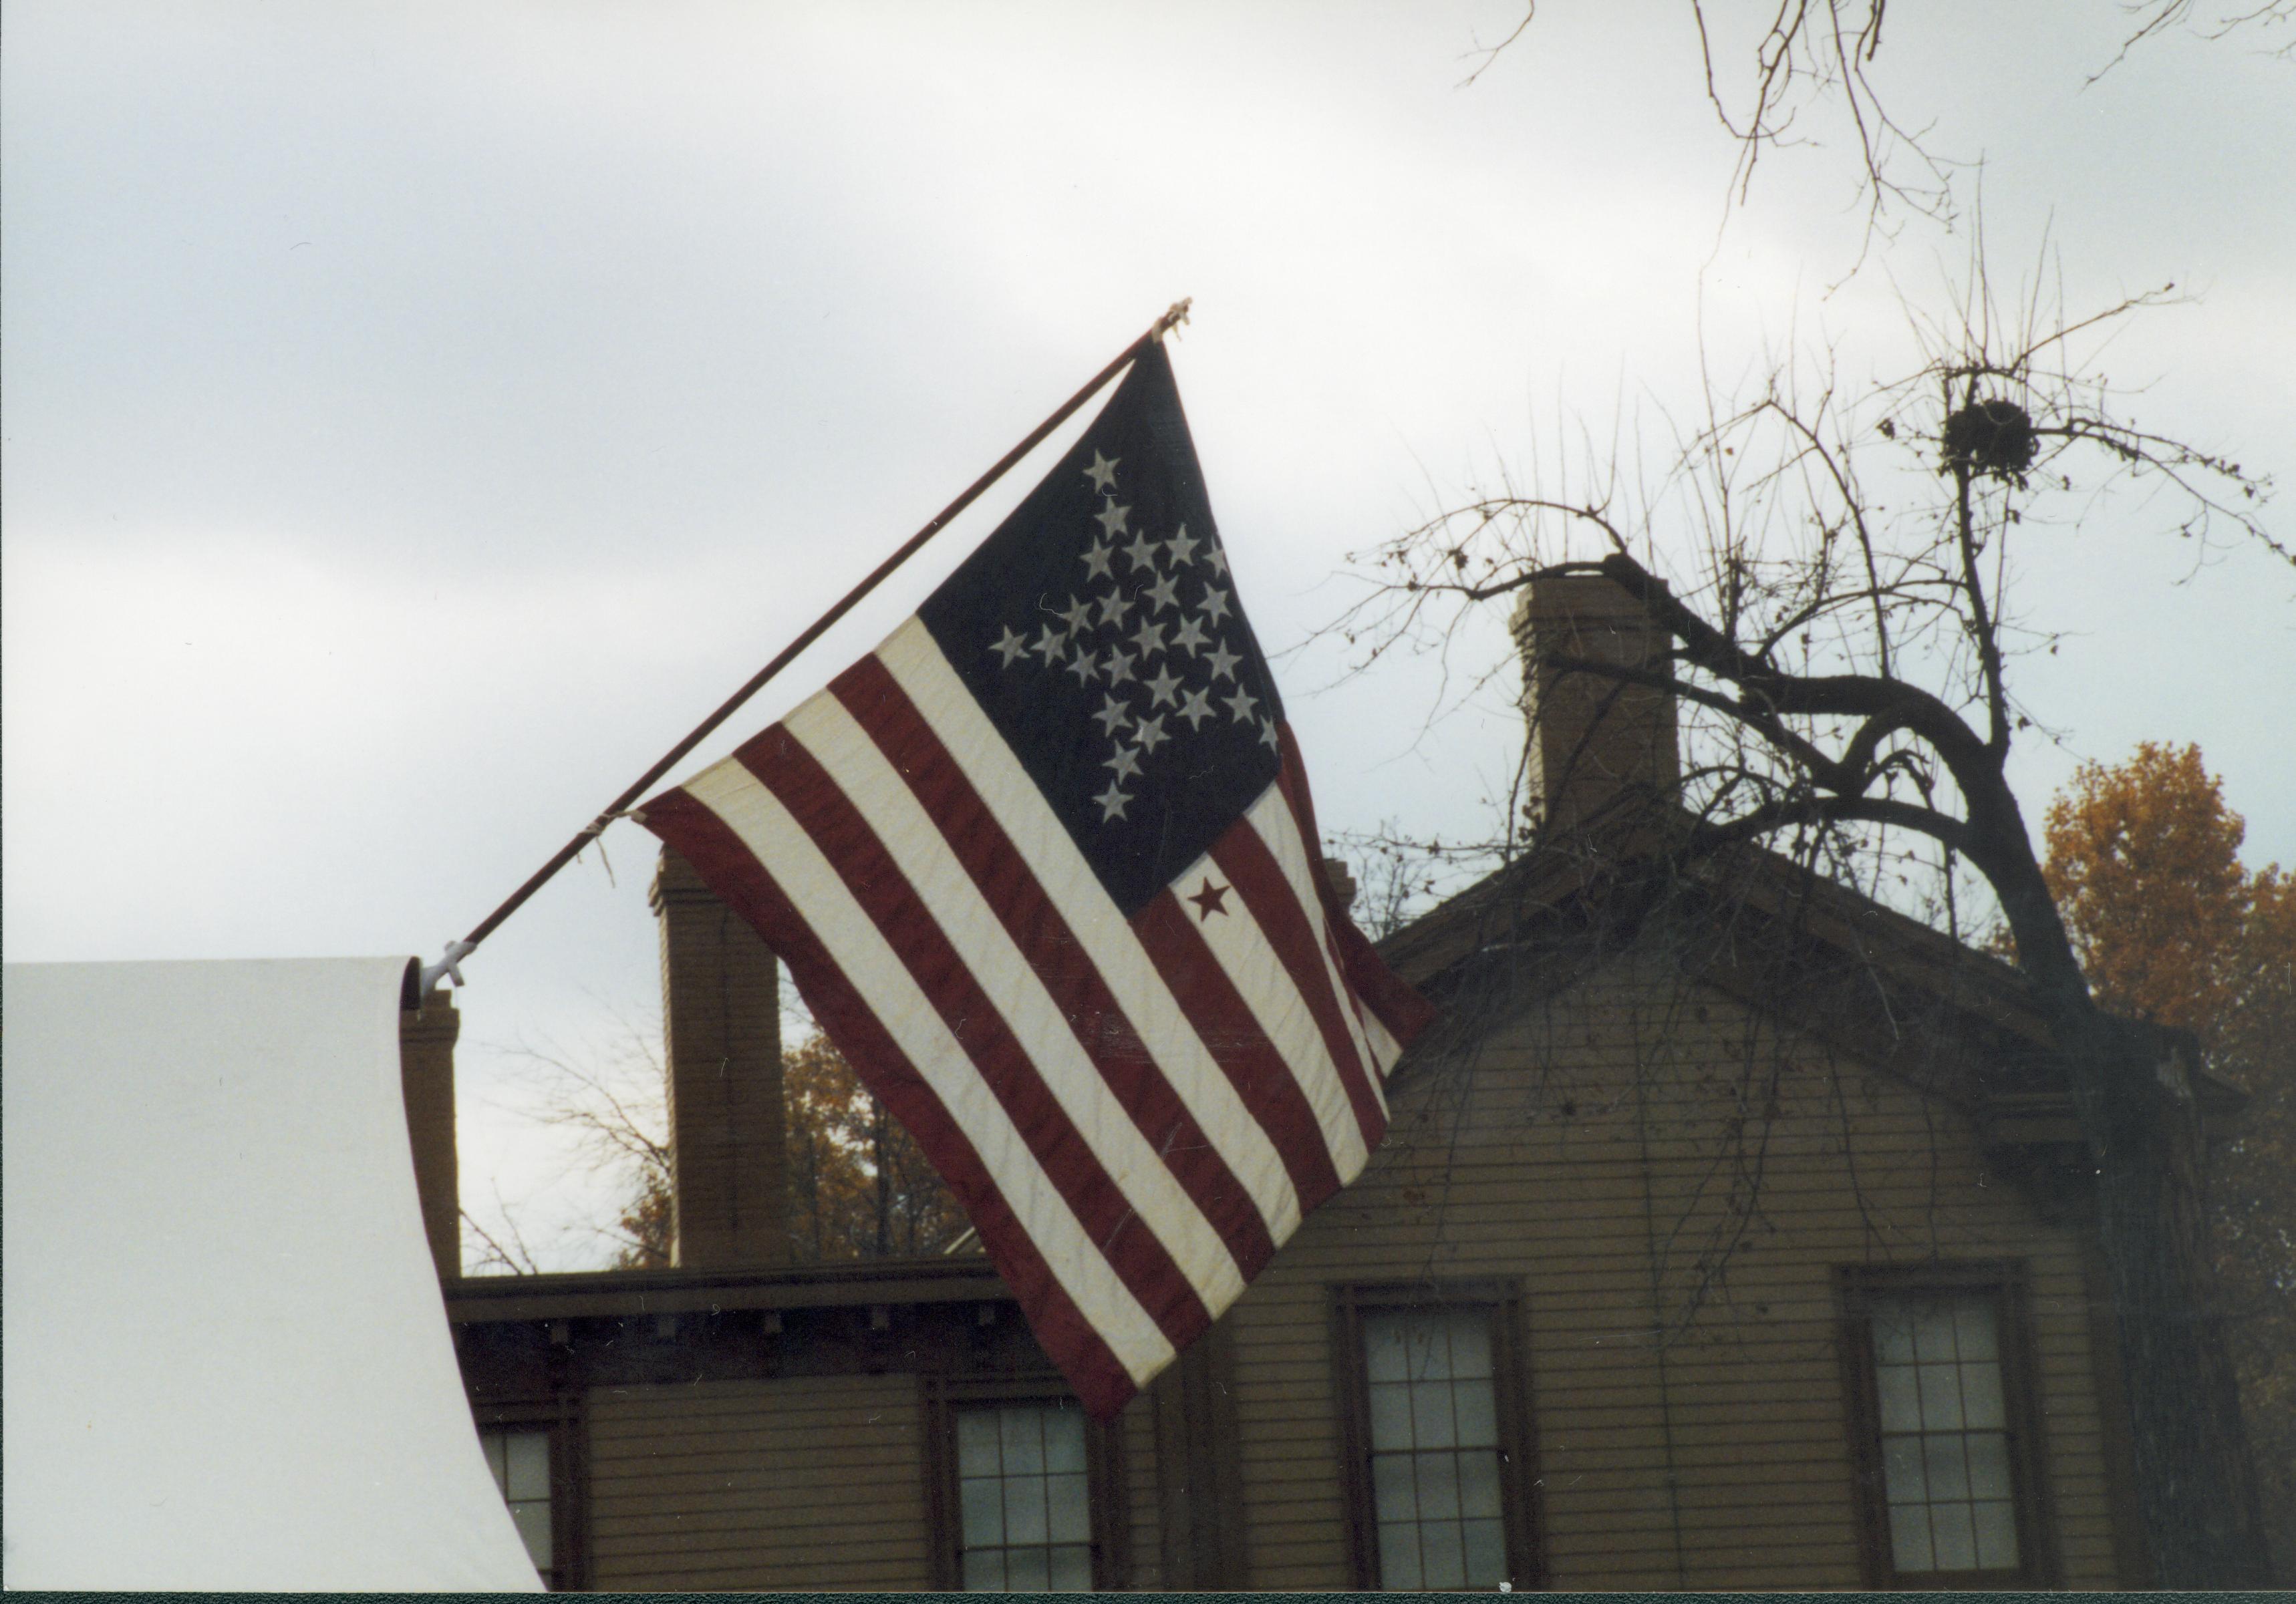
[1837, 1265, 2057, 1588]
[1334, 1285, 1543, 1591]
[925, 1382, 1123, 1590]
[479, 1424, 557, 1586]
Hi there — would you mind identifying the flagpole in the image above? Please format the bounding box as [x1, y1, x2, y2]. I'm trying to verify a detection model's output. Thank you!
[419, 299, 1193, 995]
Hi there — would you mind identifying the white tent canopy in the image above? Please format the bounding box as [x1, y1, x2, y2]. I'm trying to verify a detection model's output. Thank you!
[3, 957, 541, 1591]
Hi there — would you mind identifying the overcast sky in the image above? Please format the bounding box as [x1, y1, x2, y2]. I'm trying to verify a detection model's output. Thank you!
[8, 2, 2292, 1267]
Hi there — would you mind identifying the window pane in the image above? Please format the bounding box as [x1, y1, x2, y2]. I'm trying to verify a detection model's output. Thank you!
[1367, 1317, 1413, 1382]
[1369, 1381, 1413, 1449]
[1043, 1408, 1087, 1474]
[1965, 1431, 2013, 1500]
[1458, 1449, 1503, 1519]
[1005, 1476, 1050, 1545]
[1005, 1546, 1050, 1592]
[1363, 1305, 1512, 1594]
[1002, 1408, 1047, 1476]
[1973, 1499, 2020, 1569]
[1916, 1361, 1965, 1430]
[1889, 1502, 1935, 1572]
[958, 1398, 1099, 1592]
[1046, 1473, 1091, 1543]
[1372, 1452, 1418, 1521]
[1379, 1522, 1423, 1590]
[510, 1500, 552, 1573]
[1449, 1313, 1493, 1379]
[1411, 1380, 1457, 1448]
[482, 1430, 508, 1489]
[958, 1411, 1002, 1477]
[505, 1430, 551, 1502]
[1954, 1300, 1999, 1362]
[1874, 1309, 1918, 1364]
[1422, 1321, 1458, 1381]
[1930, 1499, 1978, 1570]
[1876, 1363, 1922, 1433]
[1415, 1450, 1462, 1520]
[1923, 1434, 1971, 1503]
[1913, 1305, 1960, 1362]
[961, 1475, 1004, 1547]
[1463, 1518, 1508, 1587]
[1881, 1434, 1927, 1503]
[1048, 1544, 1093, 1591]
[1866, 1289, 2027, 1583]
[1420, 1518, 1467, 1589]
[1961, 1361, 2007, 1430]
[1453, 1377, 1499, 1449]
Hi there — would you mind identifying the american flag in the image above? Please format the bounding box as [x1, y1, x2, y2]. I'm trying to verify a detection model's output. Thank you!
[640, 343, 1431, 1417]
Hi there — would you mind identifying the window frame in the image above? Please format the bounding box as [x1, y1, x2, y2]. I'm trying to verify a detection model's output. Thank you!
[1330, 1280, 1547, 1592]
[1834, 1261, 2061, 1590]
[473, 1400, 585, 1591]
[920, 1373, 1129, 1591]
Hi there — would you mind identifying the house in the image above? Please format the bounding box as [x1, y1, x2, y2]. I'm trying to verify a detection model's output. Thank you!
[416, 575, 2214, 1590]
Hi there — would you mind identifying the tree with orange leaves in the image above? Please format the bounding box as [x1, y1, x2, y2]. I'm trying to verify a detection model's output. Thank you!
[2041, 744, 2296, 1577]
[2044, 743, 2261, 1035]
[782, 1031, 968, 1261]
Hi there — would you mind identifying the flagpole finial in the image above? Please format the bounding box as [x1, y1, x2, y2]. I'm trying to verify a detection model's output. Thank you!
[418, 939, 475, 998]
[1151, 299, 1193, 342]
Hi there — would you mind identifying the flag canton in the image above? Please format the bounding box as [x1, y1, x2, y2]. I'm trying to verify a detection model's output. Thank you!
[919, 345, 1284, 916]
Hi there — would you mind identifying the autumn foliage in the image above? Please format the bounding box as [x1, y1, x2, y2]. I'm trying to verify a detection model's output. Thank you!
[599, 1029, 970, 1269]
[2039, 743, 2296, 1576]
[2043, 742, 2267, 1035]
[782, 1031, 969, 1261]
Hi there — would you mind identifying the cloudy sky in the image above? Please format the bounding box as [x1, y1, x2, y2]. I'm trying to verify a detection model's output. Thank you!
[8, 2, 2292, 1266]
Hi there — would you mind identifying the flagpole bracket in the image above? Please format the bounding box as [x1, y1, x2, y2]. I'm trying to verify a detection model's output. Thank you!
[418, 939, 476, 999]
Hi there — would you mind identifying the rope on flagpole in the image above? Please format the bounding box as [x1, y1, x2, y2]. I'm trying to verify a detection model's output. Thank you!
[417, 299, 1193, 997]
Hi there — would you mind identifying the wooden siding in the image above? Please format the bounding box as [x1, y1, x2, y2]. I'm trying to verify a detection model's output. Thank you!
[502, 942, 2134, 1592]
[585, 1374, 931, 1590]
[1222, 953, 2126, 1591]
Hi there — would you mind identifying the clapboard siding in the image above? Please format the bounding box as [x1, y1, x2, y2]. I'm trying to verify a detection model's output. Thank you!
[1219, 957, 2127, 1591]
[460, 935, 2144, 1591]
[585, 1374, 930, 1590]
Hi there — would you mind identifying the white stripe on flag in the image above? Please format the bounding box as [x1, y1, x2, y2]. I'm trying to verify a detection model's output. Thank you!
[876, 619, 1306, 1241]
[681, 750, 1176, 1385]
[1248, 795, 1391, 1119]
[1183, 784, 1375, 1184]
[1359, 994, 1405, 1077]
[780, 691, 1250, 1313]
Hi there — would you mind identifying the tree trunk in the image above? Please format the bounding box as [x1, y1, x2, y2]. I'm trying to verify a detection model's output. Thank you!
[1966, 780, 2271, 1583]
[2059, 1006, 2272, 1586]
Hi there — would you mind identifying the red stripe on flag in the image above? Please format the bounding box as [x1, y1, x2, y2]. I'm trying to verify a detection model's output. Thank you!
[1209, 822, 1388, 1152]
[831, 655, 1280, 1281]
[639, 788, 1137, 1418]
[1131, 889, 1346, 1215]
[734, 724, 1214, 1353]
[1273, 725, 1438, 1046]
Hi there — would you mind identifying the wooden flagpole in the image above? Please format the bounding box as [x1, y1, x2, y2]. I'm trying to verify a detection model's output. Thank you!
[420, 299, 1193, 995]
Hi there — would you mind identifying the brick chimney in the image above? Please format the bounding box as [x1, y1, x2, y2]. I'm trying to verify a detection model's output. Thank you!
[650, 846, 788, 1269]
[398, 986, 462, 1279]
[1514, 573, 1681, 835]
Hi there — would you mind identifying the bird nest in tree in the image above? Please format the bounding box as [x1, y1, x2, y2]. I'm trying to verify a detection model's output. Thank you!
[1942, 397, 2037, 482]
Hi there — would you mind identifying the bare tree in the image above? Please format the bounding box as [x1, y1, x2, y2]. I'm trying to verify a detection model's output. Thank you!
[472, 1009, 962, 1272]
[1332, 261, 2285, 1583]
[1326, 818, 1487, 942]
[1469, 1, 2293, 236]
[471, 1011, 676, 1273]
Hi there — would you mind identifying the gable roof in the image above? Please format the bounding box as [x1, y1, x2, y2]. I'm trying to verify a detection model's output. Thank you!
[1374, 806, 2245, 1126]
